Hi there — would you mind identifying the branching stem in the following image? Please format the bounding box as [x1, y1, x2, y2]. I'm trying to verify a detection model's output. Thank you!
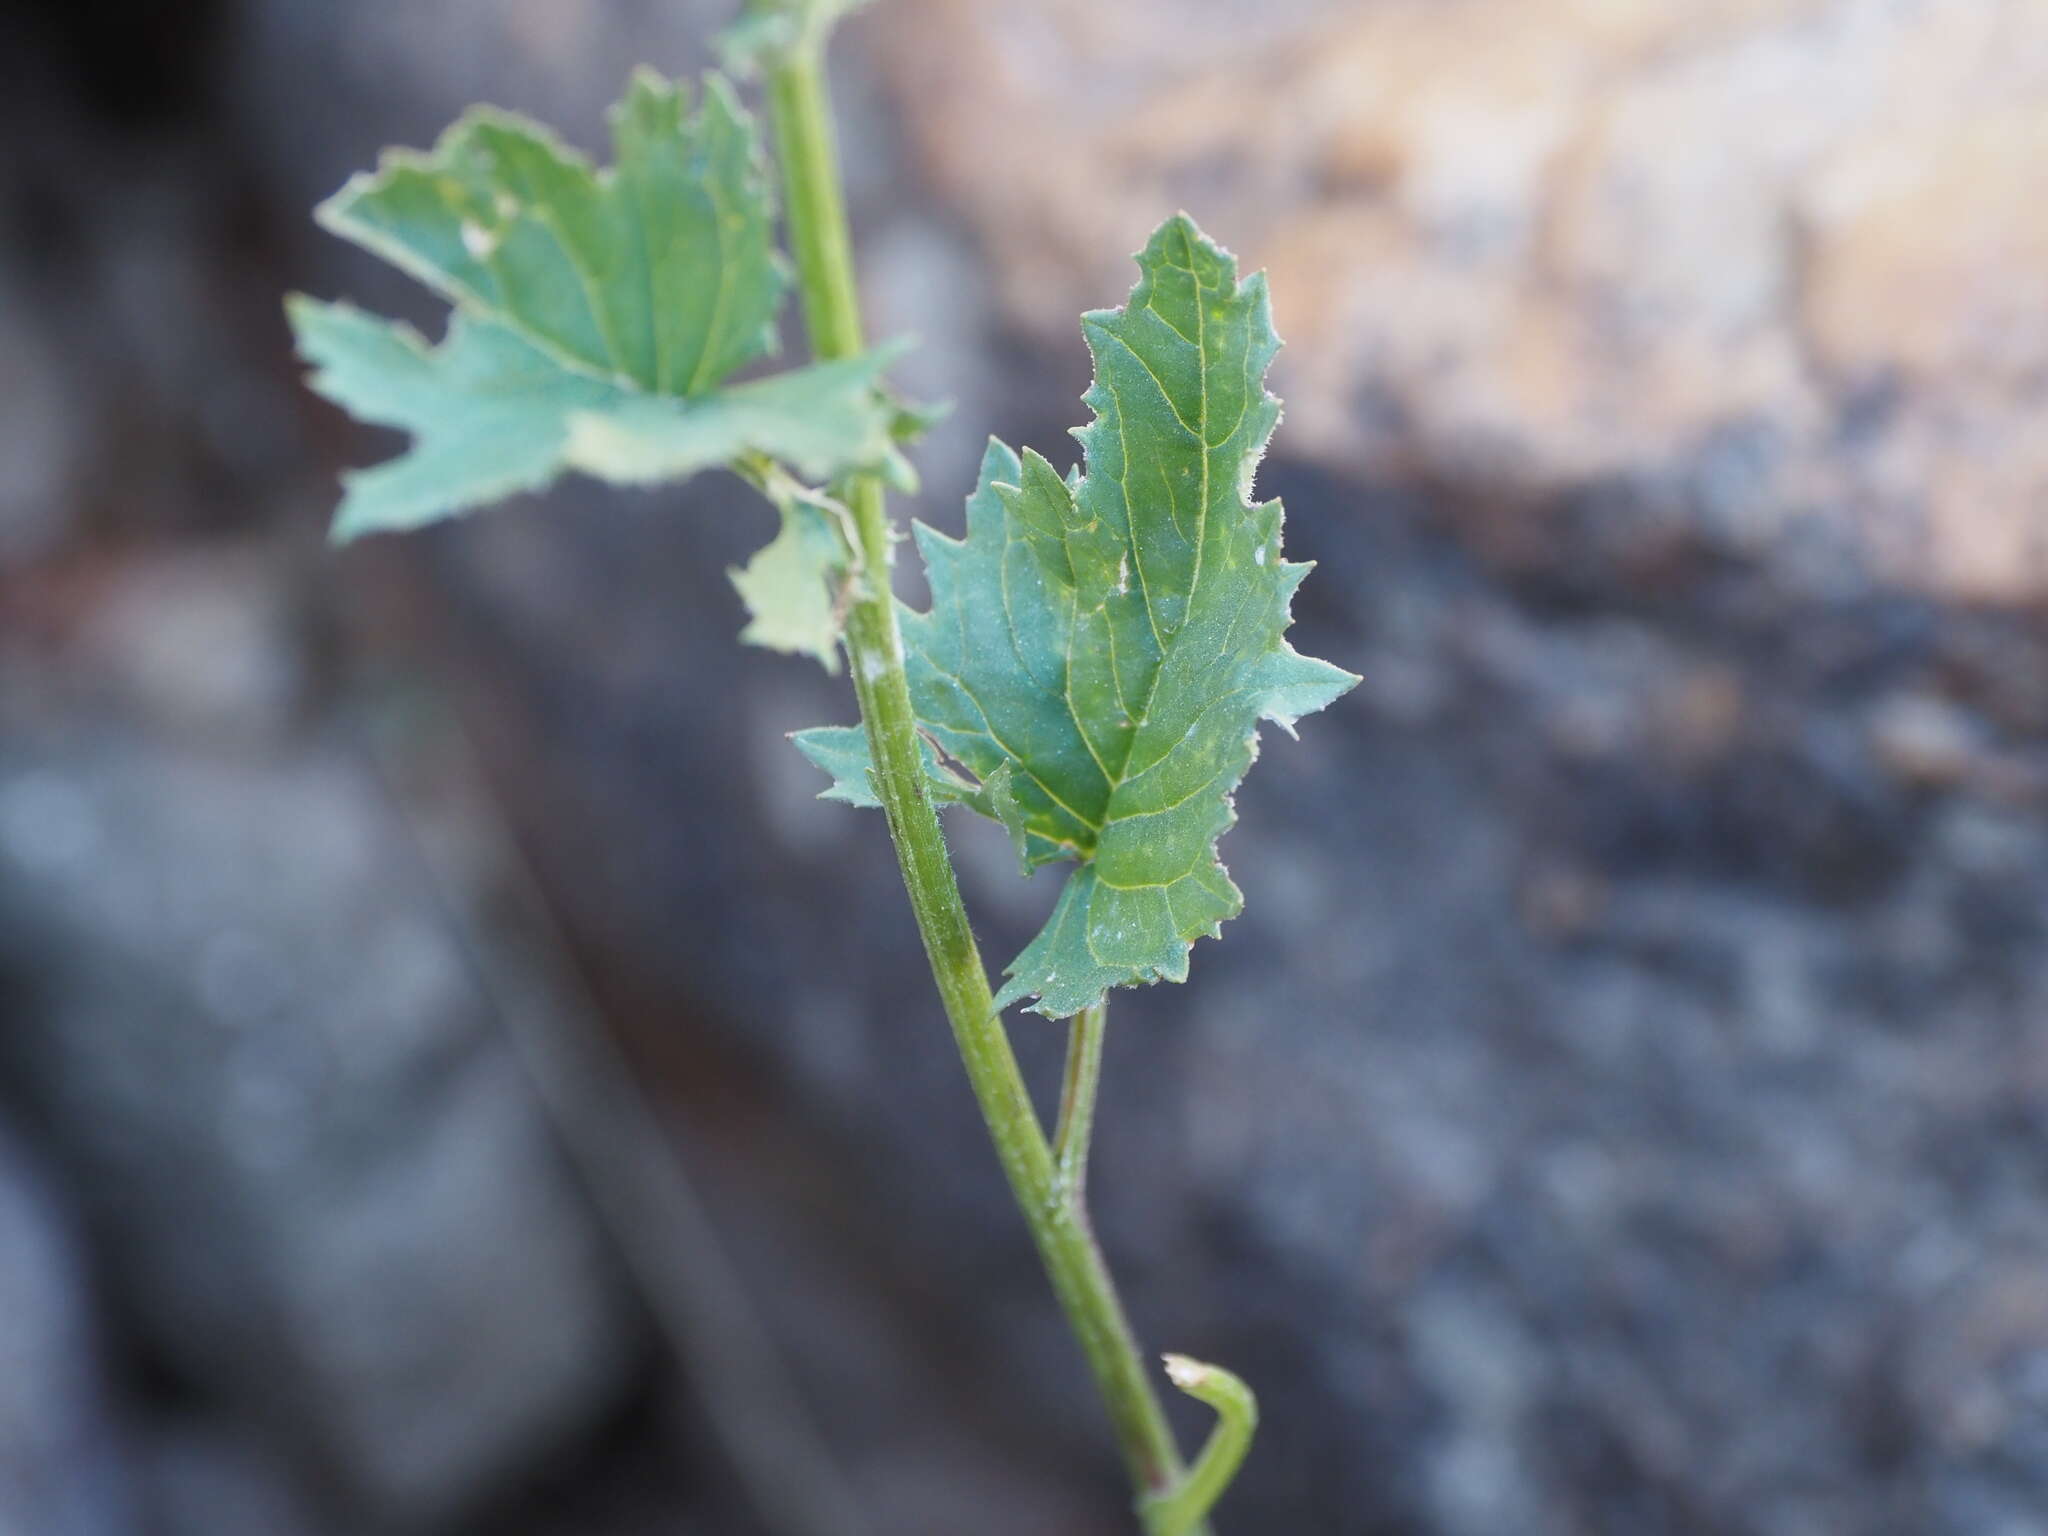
[759, 21, 1207, 1531]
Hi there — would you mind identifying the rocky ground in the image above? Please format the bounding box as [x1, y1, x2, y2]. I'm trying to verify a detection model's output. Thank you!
[2, 3, 2046, 1535]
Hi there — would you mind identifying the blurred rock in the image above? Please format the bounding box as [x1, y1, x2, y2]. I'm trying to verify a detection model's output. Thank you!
[79, 547, 310, 741]
[1871, 692, 1984, 789]
[0, 734, 635, 1534]
[0, 275, 81, 565]
[0, 6, 300, 555]
[137, 1419, 326, 1536]
[0, 1118, 139, 1536]
[873, 0, 2048, 599]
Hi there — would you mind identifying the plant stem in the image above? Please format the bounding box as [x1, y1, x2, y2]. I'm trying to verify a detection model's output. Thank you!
[1144, 1359, 1260, 1536]
[1053, 999, 1108, 1197]
[760, 27, 1202, 1529]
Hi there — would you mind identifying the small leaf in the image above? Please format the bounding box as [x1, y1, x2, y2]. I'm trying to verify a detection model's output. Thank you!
[886, 389, 952, 450]
[729, 463, 855, 671]
[981, 760, 1034, 879]
[790, 726, 889, 807]
[790, 725, 984, 810]
[799, 216, 1358, 1017]
[873, 386, 952, 495]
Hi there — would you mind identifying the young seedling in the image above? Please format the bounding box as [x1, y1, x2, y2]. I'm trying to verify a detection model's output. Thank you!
[289, 2, 1355, 1528]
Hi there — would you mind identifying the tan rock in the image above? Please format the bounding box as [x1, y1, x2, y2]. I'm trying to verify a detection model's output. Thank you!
[870, 0, 2048, 600]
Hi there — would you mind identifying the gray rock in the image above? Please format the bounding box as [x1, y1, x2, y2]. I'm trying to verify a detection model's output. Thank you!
[0, 1119, 139, 1536]
[0, 733, 635, 1533]
[135, 1419, 327, 1536]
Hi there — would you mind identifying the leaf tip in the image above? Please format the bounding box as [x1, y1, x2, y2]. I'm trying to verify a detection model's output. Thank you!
[867, 333, 917, 369]
[281, 290, 324, 344]
[1143, 209, 1232, 269]
[627, 62, 678, 98]
[610, 66, 684, 141]
[977, 434, 1024, 484]
[310, 171, 377, 241]
[326, 499, 378, 547]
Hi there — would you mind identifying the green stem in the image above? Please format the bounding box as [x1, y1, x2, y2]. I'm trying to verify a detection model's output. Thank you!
[1053, 998, 1108, 1197]
[759, 25, 1201, 1529]
[1144, 1359, 1260, 1536]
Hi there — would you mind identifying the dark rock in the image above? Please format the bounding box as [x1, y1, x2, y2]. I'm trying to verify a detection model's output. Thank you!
[0, 1118, 139, 1536]
[136, 1419, 327, 1536]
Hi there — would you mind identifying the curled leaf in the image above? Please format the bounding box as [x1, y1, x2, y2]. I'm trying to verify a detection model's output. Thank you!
[729, 459, 857, 671]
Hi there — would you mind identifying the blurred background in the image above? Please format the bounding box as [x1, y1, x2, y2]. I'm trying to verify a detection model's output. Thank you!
[3, 0, 2047, 1532]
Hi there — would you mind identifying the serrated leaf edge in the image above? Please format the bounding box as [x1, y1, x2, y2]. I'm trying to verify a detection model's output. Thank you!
[313, 72, 787, 397]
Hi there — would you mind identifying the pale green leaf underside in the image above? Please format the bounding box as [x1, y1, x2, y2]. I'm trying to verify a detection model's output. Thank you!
[290, 298, 899, 541]
[728, 467, 854, 671]
[798, 215, 1358, 1017]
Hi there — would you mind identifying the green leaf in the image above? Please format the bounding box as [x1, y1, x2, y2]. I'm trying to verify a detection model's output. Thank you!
[728, 462, 855, 671]
[886, 391, 952, 449]
[315, 71, 784, 395]
[290, 298, 902, 541]
[801, 216, 1358, 1017]
[789, 726, 1031, 860]
[872, 386, 950, 496]
[790, 725, 979, 809]
[292, 67, 908, 666]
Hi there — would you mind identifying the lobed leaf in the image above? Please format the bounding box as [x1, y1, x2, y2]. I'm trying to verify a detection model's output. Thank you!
[291, 69, 902, 664]
[798, 216, 1358, 1016]
[316, 70, 784, 396]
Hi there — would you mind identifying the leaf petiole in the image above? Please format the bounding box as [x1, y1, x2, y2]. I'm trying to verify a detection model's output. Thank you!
[1053, 998, 1108, 1199]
